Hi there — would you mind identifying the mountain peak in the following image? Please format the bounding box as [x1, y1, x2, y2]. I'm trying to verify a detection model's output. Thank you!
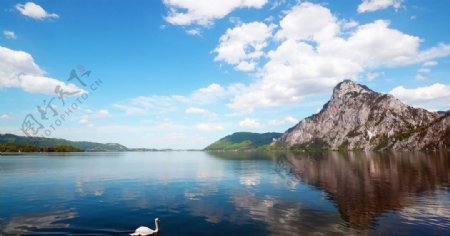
[278, 81, 447, 151]
[332, 80, 375, 100]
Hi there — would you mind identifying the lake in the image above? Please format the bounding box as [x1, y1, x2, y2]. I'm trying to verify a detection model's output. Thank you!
[0, 151, 449, 235]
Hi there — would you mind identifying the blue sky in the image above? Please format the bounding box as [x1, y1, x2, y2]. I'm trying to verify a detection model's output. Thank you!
[0, 0, 449, 149]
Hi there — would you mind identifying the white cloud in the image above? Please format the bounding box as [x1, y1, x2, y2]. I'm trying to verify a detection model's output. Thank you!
[340, 19, 359, 30]
[78, 115, 94, 128]
[115, 83, 240, 115]
[114, 95, 188, 115]
[236, 61, 257, 71]
[78, 109, 111, 128]
[418, 68, 430, 73]
[195, 123, 224, 131]
[185, 107, 208, 114]
[16, 2, 59, 20]
[0, 46, 85, 95]
[3, 30, 17, 40]
[275, 2, 339, 42]
[358, 0, 402, 13]
[163, 0, 267, 26]
[415, 60, 439, 80]
[239, 118, 261, 128]
[366, 72, 383, 81]
[77, 109, 109, 128]
[185, 107, 218, 119]
[414, 74, 427, 80]
[191, 83, 227, 102]
[390, 83, 450, 107]
[268, 116, 298, 126]
[0, 114, 13, 119]
[186, 28, 201, 36]
[214, 21, 275, 71]
[423, 61, 438, 67]
[340, 20, 423, 67]
[118, 2, 450, 116]
[224, 3, 450, 112]
[96, 109, 110, 117]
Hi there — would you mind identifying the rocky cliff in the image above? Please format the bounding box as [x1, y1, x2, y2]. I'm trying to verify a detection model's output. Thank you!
[277, 80, 449, 151]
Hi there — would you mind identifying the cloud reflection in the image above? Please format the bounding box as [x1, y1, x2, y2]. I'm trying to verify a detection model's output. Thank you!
[1, 209, 77, 234]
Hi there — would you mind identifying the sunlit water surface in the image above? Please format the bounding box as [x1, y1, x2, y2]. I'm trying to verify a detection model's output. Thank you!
[0, 151, 449, 235]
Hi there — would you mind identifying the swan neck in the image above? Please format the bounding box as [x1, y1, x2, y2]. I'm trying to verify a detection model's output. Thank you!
[155, 220, 159, 231]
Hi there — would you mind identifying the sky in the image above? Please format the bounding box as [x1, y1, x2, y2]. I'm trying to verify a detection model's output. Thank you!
[0, 0, 449, 149]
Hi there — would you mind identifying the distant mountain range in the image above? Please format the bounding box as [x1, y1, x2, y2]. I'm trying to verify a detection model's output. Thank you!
[205, 132, 282, 151]
[0, 133, 128, 152]
[207, 80, 449, 151]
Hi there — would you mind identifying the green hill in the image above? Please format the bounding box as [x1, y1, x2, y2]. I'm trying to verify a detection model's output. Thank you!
[205, 132, 282, 151]
[0, 133, 128, 152]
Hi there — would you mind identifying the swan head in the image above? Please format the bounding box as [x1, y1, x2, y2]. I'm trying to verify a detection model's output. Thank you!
[155, 218, 160, 222]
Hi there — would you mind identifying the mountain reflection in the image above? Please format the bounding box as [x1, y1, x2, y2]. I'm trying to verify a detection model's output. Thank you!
[274, 151, 450, 229]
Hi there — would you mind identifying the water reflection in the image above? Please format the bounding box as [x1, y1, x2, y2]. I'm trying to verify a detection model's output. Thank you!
[230, 192, 360, 236]
[272, 151, 450, 229]
[1, 209, 77, 234]
[1, 151, 449, 235]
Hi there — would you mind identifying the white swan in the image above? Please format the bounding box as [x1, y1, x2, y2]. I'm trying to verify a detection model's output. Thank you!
[130, 218, 160, 236]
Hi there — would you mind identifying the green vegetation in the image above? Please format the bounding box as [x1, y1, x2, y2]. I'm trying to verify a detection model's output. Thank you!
[205, 132, 282, 151]
[0, 143, 82, 152]
[374, 135, 389, 151]
[394, 127, 427, 141]
[0, 133, 128, 152]
[375, 112, 450, 151]
[290, 138, 330, 152]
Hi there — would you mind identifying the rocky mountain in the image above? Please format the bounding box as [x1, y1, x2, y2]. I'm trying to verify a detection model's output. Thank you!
[0, 133, 129, 152]
[277, 80, 450, 151]
[205, 132, 282, 151]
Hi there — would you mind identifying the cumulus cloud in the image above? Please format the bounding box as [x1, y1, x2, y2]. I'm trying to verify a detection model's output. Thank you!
[340, 19, 359, 30]
[275, 2, 339, 42]
[222, 2, 450, 112]
[0, 46, 85, 95]
[163, 0, 267, 26]
[3, 30, 17, 39]
[16, 2, 59, 20]
[239, 118, 261, 128]
[119, 1, 450, 117]
[214, 21, 275, 71]
[390, 83, 450, 108]
[358, 0, 402, 13]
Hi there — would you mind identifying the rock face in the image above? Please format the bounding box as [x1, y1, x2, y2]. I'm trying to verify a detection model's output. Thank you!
[277, 80, 449, 150]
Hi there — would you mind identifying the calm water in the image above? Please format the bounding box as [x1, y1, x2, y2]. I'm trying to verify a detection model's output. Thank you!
[0, 151, 449, 235]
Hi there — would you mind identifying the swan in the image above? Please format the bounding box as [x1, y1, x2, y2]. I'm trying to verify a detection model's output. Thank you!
[130, 218, 160, 236]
